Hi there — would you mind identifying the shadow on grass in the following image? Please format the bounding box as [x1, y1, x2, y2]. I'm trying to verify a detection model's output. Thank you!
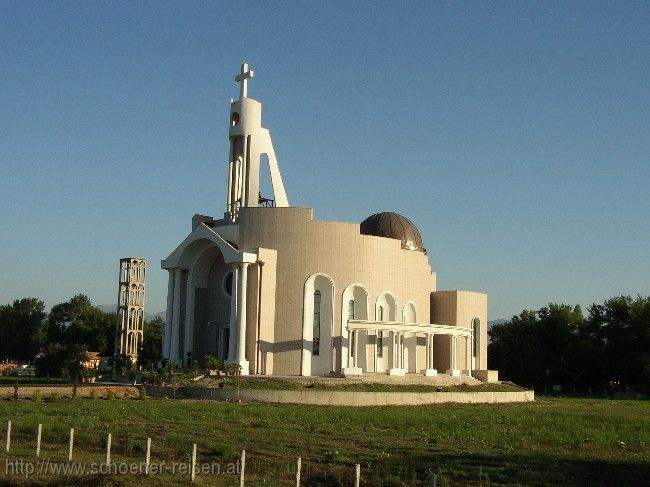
[300, 451, 649, 486]
[0, 454, 647, 486]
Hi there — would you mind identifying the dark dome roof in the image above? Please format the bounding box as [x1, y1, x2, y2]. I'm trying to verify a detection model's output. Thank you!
[360, 212, 425, 253]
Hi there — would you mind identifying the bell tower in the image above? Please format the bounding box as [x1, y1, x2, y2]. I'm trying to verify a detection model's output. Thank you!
[226, 63, 289, 222]
[115, 258, 146, 360]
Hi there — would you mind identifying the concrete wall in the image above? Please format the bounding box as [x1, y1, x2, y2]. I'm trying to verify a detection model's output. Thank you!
[0, 385, 140, 399]
[168, 387, 534, 406]
[164, 207, 489, 377]
[431, 290, 488, 370]
[238, 207, 437, 375]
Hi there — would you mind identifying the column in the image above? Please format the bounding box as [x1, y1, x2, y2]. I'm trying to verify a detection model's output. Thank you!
[342, 328, 362, 375]
[405, 332, 417, 373]
[169, 269, 183, 363]
[389, 331, 406, 376]
[236, 263, 249, 366]
[347, 330, 353, 367]
[451, 336, 457, 369]
[227, 265, 239, 362]
[446, 335, 460, 376]
[465, 336, 472, 375]
[424, 333, 437, 376]
[183, 276, 195, 367]
[397, 333, 402, 369]
[228, 262, 250, 375]
[392, 332, 398, 367]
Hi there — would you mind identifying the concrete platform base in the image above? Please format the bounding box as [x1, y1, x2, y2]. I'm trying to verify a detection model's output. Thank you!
[168, 386, 535, 406]
[424, 369, 438, 377]
[472, 369, 499, 383]
[342, 367, 362, 376]
[388, 368, 406, 376]
[446, 369, 461, 377]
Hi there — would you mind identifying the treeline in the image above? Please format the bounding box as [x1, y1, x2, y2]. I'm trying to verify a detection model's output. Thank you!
[488, 295, 650, 392]
[0, 294, 162, 377]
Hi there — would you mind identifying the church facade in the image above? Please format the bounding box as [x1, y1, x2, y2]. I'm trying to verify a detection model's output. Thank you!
[161, 64, 489, 378]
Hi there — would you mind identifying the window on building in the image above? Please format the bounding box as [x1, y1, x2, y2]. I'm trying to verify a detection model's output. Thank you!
[313, 291, 321, 356]
[378, 305, 384, 321]
[223, 271, 234, 297]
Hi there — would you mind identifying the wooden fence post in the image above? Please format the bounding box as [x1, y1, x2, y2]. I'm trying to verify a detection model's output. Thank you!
[190, 443, 197, 482]
[4, 420, 10, 452]
[239, 449, 246, 487]
[295, 457, 301, 486]
[354, 463, 360, 487]
[145, 438, 151, 475]
[105, 433, 112, 466]
[36, 423, 42, 457]
[68, 428, 74, 461]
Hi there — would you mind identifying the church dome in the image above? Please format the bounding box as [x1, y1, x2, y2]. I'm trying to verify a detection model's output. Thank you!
[360, 212, 425, 252]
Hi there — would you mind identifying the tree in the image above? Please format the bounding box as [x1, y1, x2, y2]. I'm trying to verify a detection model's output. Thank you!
[0, 298, 47, 361]
[583, 295, 650, 391]
[536, 303, 584, 386]
[47, 294, 116, 355]
[35, 342, 87, 379]
[490, 296, 649, 392]
[138, 317, 163, 370]
[488, 309, 542, 387]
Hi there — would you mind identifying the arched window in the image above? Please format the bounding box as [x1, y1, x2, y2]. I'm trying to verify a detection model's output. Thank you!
[223, 271, 234, 298]
[472, 317, 480, 358]
[378, 305, 384, 321]
[313, 291, 321, 356]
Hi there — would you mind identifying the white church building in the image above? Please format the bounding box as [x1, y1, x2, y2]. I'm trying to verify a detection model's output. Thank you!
[161, 64, 490, 379]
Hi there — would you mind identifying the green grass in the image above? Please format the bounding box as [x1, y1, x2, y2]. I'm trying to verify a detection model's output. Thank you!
[199, 377, 525, 392]
[0, 397, 648, 486]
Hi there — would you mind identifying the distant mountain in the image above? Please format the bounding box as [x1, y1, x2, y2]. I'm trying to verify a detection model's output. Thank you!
[95, 305, 165, 322]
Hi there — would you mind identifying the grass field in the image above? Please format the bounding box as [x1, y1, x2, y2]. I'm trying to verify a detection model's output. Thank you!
[0, 396, 648, 486]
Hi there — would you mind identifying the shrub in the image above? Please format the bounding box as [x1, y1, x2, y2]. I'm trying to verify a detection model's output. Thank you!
[106, 389, 115, 400]
[168, 360, 179, 374]
[138, 385, 147, 401]
[128, 361, 137, 385]
[13, 380, 18, 401]
[45, 392, 60, 403]
[142, 370, 157, 385]
[89, 389, 97, 400]
[31, 390, 40, 402]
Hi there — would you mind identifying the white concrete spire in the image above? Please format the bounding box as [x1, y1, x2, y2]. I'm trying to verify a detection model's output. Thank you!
[226, 63, 289, 222]
[235, 63, 254, 99]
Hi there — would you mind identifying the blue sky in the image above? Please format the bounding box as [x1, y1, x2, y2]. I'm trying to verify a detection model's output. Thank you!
[1, 1, 648, 319]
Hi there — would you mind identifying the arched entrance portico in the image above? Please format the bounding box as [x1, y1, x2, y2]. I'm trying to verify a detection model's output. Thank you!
[161, 223, 257, 375]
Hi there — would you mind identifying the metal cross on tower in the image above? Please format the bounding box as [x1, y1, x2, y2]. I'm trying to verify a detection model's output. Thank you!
[235, 63, 255, 99]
